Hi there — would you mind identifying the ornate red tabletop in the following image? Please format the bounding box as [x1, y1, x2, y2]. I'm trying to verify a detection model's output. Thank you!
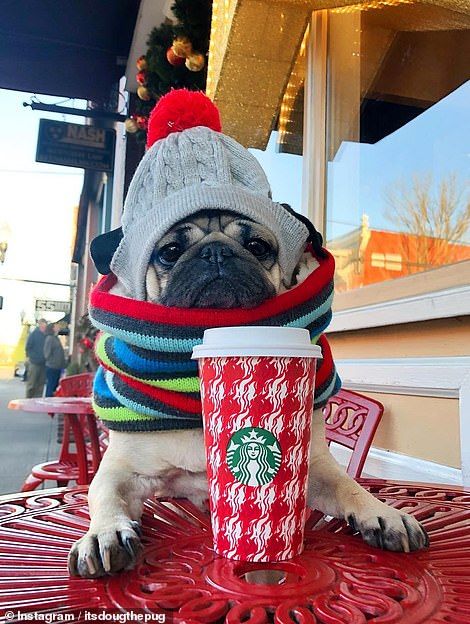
[0, 480, 469, 623]
[8, 397, 94, 414]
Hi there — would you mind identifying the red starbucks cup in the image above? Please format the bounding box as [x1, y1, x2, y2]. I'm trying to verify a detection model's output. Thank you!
[192, 327, 322, 562]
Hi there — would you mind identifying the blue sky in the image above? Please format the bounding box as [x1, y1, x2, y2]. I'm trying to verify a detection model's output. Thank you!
[251, 81, 469, 242]
[0, 89, 84, 346]
[0, 89, 84, 283]
[250, 134, 303, 213]
[326, 81, 470, 239]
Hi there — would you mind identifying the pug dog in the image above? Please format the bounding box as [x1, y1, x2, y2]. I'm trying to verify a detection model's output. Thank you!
[68, 207, 428, 578]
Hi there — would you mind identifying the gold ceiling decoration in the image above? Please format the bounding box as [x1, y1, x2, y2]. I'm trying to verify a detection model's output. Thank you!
[207, 0, 313, 149]
[278, 28, 308, 152]
[311, 0, 469, 9]
[207, 0, 470, 149]
[331, 0, 414, 13]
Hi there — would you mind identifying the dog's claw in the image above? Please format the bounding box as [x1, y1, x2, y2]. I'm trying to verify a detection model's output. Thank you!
[347, 509, 428, 553]
[403, 514, 428, 551]
[68, 521, 142, 578]
[347, 513, 358, 532]
[120, 529, 142, 563]
[123, 536, 136, 558]
[69, 535, 105, 578]
[130, 520, 142, 537]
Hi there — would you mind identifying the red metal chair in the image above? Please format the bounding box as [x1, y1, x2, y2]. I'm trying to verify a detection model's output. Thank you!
[322, 388, 384, 478]
[21, 374, 108, 491]
[55, 373, 109, 455]
[54, 372, 95, 398]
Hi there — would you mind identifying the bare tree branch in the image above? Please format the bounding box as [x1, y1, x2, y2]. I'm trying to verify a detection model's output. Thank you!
[384, 173, 470, 273]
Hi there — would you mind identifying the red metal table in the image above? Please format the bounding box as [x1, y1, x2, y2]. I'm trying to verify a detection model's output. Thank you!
[8, 397, 100, 488]
[0, 480, 469, 622]
[8, 397, 93, 413]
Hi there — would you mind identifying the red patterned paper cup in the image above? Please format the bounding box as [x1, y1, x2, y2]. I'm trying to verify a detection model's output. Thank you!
[192, 327, 322, 562]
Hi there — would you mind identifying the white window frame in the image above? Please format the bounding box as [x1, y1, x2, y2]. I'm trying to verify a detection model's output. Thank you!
[336, 356, 470, 485]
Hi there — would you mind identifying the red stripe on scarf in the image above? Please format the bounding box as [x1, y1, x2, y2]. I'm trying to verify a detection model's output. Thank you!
[315, 335, 334, 387]
[110, 368, 201, 414]
[90, 248, 335, 327]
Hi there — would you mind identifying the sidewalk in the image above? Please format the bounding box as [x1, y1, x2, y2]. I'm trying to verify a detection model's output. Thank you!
[0, 366, 61, 495]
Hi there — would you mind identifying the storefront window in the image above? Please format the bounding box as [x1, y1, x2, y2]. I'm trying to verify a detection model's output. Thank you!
[250, 131, 303, 211]
[324, 5, 470, 292]
[250, 30, 307, 213]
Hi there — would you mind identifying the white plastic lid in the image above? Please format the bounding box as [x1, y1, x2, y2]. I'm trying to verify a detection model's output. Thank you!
[191, 327, 322, 359]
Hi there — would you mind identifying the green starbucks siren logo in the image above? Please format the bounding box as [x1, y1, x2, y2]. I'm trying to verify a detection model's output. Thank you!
[226, 427, 282, 486]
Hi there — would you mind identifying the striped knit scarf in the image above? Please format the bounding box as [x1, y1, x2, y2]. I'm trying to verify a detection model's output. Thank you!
[89, 248, 341, 432]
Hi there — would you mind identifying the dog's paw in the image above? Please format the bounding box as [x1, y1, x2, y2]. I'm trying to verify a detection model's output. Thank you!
[68, 519, 142, 578]
[347, 506, 429, 553]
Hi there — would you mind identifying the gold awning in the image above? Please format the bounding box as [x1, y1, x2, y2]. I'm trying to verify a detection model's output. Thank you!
[207, 0, 470, 149]
[206, 0, 313, 149]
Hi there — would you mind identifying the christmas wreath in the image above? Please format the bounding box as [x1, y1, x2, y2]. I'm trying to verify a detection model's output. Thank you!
[125, 0, 212, 144]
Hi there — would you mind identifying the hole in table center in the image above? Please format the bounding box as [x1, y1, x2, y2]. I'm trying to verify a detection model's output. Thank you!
[241, 569, 288, 585]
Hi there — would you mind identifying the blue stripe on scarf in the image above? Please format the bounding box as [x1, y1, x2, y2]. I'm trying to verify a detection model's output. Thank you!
[93, 366, 116, 400]
[286, 292, 333, 329]
[92, 321, 201, 351]
[112, 337, 198, 373]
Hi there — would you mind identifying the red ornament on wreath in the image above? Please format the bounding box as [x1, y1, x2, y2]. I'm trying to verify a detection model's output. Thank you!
[80, 337, 93, 350]
[136, 55, 147, 71]
[135, 115, 148, 131]
[136, 70, 147, 85]
[166, 47, 185, 67]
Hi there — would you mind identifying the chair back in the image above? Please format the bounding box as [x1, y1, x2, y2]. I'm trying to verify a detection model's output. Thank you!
[55, 372, 108, 477]
[323, 388, 383, 479]
[55, 373, 94, 398]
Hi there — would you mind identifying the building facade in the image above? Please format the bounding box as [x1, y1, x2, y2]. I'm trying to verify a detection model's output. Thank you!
[207, 0, 470, 484]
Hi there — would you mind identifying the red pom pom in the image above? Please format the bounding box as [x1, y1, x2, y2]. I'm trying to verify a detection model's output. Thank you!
[146, 89, 222, 148]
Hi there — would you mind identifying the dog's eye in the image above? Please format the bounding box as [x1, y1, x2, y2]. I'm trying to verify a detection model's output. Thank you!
[245, 238, 271, 259]
[157, 243, 183, 265]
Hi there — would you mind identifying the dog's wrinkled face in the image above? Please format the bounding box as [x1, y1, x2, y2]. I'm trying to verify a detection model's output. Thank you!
[145, 210, 283, 308]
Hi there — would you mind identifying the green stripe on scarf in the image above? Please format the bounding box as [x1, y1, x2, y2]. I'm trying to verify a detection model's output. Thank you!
[95, 333, 200, 393]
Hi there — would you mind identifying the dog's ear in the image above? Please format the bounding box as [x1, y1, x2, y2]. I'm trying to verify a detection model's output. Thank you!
[90, 228, 123, 275]
[280, 203, 327, 258]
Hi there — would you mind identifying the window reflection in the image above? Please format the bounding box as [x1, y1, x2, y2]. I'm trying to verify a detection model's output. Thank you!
[325, 5, 470, 292]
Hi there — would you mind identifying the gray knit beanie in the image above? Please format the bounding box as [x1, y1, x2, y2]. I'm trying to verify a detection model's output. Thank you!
[111, 90, 310, 299]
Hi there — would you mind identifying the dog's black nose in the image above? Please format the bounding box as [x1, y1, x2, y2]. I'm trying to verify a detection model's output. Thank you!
[200, 242, 234, 265]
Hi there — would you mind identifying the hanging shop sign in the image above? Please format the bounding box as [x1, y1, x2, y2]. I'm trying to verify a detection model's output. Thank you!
[35, 299, 71, 313]
[36, 119, 115, 172]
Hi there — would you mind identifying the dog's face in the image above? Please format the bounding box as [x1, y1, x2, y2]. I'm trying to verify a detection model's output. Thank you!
[145, 209, 285, 308]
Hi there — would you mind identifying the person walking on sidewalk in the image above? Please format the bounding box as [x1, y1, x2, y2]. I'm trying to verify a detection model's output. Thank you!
[44, 323, 66, 397]
[25, 318, 47, 398]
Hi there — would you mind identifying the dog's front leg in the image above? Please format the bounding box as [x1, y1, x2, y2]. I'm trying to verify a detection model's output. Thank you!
[68, 449, 155, 578]
[307, 408, 429, 552]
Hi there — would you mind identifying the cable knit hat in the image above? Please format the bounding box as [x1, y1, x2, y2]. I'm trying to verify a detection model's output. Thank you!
[109, 89, 311, 300]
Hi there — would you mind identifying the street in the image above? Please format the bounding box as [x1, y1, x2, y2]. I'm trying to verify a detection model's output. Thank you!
[0, 366, 60, 495]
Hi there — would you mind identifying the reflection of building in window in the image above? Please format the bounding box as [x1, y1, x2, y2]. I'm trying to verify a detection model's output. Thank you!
[324, 7, 470, 294]
[328, 214, 470, 292]
[371, 253, 402, 271]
